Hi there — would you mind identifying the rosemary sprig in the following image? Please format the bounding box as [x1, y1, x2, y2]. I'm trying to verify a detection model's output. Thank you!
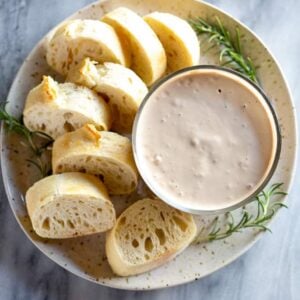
[0, 102, 53, 177]
[189, 17, 259, 84]
[194, 183, 287, 244]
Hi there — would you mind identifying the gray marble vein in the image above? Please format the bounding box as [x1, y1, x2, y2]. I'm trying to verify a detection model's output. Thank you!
[0, 0, 299, 299]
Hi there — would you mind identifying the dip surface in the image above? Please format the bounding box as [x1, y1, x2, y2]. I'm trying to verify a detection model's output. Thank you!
[134, 68, 278, 212]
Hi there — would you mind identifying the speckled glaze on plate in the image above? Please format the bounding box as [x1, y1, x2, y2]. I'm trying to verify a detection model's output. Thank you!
[1, 0, 297, 290]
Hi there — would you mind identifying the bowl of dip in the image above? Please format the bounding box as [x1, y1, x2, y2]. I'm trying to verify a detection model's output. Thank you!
[133, 66, 281, 215]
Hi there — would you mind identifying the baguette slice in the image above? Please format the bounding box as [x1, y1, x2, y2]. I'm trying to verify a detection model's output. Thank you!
[106, 198, 197, 276]
[23, 76, 111, 139]
[26, 172, 116, 239]
[67, 58, 148, 133]
[102, 7, 167, 86]
[46, 19, 130, 76]
[144, 12, 200, 73]
[52, 124, 138, 195]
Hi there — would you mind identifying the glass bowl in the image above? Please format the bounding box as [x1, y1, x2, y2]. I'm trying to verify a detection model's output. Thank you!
[132, 65, 281, 215]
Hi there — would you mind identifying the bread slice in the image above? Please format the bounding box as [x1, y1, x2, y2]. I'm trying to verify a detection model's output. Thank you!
[26, 172, 116, 239]
[52, 124, 138, 195]
[66, 58, 148, 133]
[102, 7, 167, 86]
[46, 19, 130, 76]
[106, 198, 197, 276]
[23, 76, 111, 139]
[144, 12, 200, 73]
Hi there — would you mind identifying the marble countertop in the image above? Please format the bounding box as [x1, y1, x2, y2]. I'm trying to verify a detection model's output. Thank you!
[0, 0, 299, 299]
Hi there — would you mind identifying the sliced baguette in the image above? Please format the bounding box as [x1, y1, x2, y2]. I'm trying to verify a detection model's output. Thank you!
[102, 7, 167, 86]
[26, 172, 116, 239]
[66, 58, 148, 133]
[52, 124, 138, 195]
[106, 198, 197, 276]
[144, 12, 200, 73]
[46, 19, 130, 76]
[23, 76, 111, 139]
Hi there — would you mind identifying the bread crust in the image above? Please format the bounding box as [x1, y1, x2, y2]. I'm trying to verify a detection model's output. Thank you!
[26, 172, 116, 239]
[67, 58, 148, 133]
[23, 76, 112, 139]
[106, 198, 197, 276]
[102, 7, 167, 86]
[144, 12, 200, 73]
[52, 124, 138, 195]
[46, 19, 130, 75]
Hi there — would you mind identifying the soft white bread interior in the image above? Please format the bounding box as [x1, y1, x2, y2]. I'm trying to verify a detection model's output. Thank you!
[52, 124, 138, 195]
[102, 7, 167, 86]
[46, 19, 130, 75]
[106, 198, 197, 276]
[66, 58, 148, 133]
[26, 172, 116, 239]
[144, 12, 200, 73]
[23, 76, 111, 139]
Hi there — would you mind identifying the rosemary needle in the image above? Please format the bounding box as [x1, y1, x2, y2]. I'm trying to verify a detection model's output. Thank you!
[0, 102, 53, 177]
[194, 183, 287, 244]
[189, 17, 259, 84]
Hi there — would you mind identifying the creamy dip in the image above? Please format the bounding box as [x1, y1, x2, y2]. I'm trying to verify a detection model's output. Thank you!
[134, 68, 278, 212]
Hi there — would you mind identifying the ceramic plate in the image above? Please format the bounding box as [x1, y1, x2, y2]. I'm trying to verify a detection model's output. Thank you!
[1, 0, 297, 290]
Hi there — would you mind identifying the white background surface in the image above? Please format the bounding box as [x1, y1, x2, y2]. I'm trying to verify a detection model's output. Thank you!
[0, 0, 299, 299]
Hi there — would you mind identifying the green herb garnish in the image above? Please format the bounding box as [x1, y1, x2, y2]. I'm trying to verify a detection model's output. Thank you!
[194, 183, 287, 244]
[189, 16, 259, 84]
[0, 102, 53, 177]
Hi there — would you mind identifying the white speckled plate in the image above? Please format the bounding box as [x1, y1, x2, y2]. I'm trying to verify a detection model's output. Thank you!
[1, 0, 297, 290]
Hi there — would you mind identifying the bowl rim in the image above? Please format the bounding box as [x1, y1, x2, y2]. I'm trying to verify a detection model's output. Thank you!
[132, 65, 282, 215]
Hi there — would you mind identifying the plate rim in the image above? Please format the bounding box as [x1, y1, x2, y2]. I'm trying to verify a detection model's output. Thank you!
[1, 0, 298, 290]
